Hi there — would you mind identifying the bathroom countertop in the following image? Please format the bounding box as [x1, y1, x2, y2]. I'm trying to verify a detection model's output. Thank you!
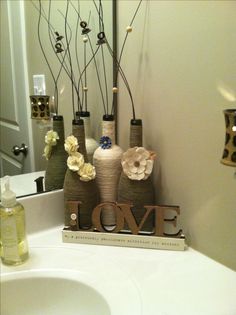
[2, 225, 236, 315]
[0, 171, 45, 197]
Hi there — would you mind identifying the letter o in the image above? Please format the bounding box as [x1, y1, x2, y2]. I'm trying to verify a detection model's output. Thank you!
[92, 202, 125, 233]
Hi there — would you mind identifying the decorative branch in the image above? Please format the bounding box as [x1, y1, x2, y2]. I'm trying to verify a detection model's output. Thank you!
[35, 0, 142, 122]
[33, 0, 71, 115]
[31, 1, 73, 77]
[74, 1, 83, 111]
[37, 0, 59, 113]
[93, 0, 143, 119]
[65, 1, 76, 119]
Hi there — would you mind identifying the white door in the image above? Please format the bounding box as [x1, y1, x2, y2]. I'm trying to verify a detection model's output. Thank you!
[0, 0, 35, 177]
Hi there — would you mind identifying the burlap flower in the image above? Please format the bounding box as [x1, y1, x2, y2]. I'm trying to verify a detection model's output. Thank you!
[43, 144, 52, 160]
[45, 130, 59, 146]
[121, 147, 155, 180]
[78, 163, 96, 181]
[67, 152, 84, 172]
[64, 135, 79, 155]
[43, 130, 59, 160]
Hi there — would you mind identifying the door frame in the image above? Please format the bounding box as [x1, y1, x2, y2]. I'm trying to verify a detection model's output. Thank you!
[0, 0, 35, 176]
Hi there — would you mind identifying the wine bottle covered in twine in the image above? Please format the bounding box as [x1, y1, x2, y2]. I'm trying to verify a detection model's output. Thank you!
[45, 115, 67, 191]
[63, 119, 98, 228]
[93, 115, 123, 226]
[76, 111, 98, 163]
[118, 119, 155, 232]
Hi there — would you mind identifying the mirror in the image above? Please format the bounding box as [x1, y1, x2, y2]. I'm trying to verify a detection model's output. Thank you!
[0, 0, 117, 197]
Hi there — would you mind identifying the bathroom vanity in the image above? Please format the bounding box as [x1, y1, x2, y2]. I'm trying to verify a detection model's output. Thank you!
[1, 190, 236, 315]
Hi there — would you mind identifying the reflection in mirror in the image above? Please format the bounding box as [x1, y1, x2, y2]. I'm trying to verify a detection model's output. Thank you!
[0, 0, 116, 197]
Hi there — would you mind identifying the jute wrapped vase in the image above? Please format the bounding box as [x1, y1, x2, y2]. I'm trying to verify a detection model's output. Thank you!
[63, 119, 98, 228]
[93, 115, 123, 226]
[76, 111, 98, 163]
[118, 119, 155, 232]
[45, 115, 67, 191]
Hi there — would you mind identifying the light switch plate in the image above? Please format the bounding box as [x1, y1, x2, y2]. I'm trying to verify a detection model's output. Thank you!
[33, 74, 46, 95]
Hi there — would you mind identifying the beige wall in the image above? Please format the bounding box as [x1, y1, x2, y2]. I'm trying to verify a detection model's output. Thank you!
[117, 1, 236, 270]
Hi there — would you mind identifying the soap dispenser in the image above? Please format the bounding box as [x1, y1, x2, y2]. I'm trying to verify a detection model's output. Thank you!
[0, 176, 29, 265]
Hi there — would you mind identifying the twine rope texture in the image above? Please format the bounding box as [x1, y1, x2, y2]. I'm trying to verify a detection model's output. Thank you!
[93, 120, 123, 225]
[83, 117, 98, 163]
[83, 116, 92, 138]
[130, 125, 143, 147]
[102, 120, 115, 144]
[64, 123, 98, 227]
[45, 120, 67, 190]
[118, 123, 154, 231]
[72, 124, 88, 162]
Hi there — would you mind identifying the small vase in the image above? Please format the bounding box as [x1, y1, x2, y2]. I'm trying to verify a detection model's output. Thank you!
[63, 119, 98, 228]
[93, 115, 123, 226]
[118, 119, 155, 232]
[76, 111, 98, 163]
[45, 115, 67, 190]
[221, 109, 236, 167]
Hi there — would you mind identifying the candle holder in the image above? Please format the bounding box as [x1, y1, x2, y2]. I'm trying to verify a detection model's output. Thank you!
[221, 109, 236, 167]
[30, 95, 50, 120]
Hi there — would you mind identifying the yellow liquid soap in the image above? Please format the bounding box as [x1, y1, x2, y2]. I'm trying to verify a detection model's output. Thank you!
[0, 202, 29, 266]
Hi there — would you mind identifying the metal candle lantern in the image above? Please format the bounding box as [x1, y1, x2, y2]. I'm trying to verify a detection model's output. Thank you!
[221, 109, 236, 167]
[30, 95, 50, 120]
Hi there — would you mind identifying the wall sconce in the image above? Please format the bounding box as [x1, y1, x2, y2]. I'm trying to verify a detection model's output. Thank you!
[30, 95, 50, 120]
[221, 109, 236, 167]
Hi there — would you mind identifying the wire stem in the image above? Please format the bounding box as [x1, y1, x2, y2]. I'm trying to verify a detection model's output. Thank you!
[64, 0, 76, 119]
[87, 36, 107, 115]
[38, 0, 58, 112]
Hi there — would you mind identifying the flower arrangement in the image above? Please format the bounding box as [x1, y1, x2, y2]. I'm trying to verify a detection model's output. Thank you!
[65, 135, 96, 182]
[67, 152, 84, 171]
[64, 135, 79, 154]
[121, 147, 156, 181]
[43, 130, 59, 160]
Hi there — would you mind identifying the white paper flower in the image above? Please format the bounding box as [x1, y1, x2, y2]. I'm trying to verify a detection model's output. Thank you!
[43, 144, 52, 160]
[78, 163, 96, 181]
[64, 135, 79, 155]
[121, 147, 155, 180]
[67, 152, 84, 171]
[45, 130, 59, 146]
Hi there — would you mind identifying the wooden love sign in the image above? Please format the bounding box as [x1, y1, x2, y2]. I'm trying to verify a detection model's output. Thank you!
[67, 201, 181, 237]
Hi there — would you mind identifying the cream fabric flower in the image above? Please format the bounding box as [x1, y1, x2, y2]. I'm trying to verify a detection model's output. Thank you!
[43, 144, 52, 160]
[64, 135, 79, 154]
[43, 130, 59, 160]
[78, 163, 96, 181]
[122, 147, 154, 180]
[67, 152, 84, 171]
[45, 130, 59, 146]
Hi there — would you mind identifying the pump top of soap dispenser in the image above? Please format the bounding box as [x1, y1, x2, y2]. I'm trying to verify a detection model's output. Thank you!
[1, 176, 16, 208]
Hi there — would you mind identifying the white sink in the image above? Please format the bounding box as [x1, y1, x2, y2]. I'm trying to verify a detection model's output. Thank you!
[1, 270, 110, 315]
[1, 247, 142, 315]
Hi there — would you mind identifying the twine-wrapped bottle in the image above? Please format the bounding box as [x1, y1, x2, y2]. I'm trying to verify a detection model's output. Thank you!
[45, 115, 67, 191]
[76, 111, 98, 163]
[118, 119, 155, 232]
[63, 119, 98, 228]
[93, 115, 123, 226]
